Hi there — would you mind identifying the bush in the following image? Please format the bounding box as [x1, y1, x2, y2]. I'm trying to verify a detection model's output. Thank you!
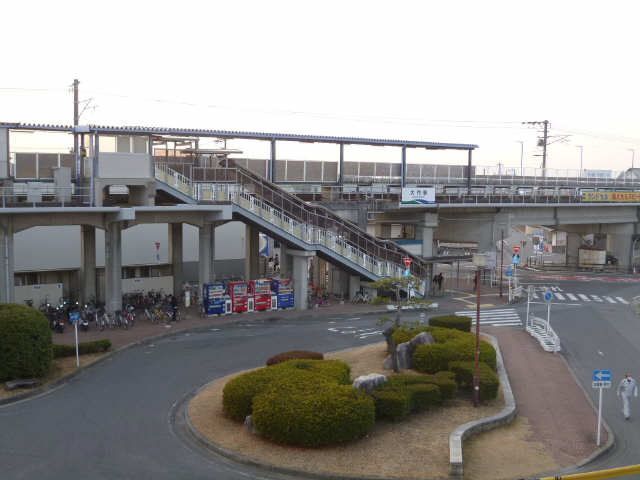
[406, 383, 441, 411]
[448, 337, 497, 371]
[392, 325, 431, 346]
[222, 359, 350, 421]
[53, 339, 112, 358]
[413, 343, 458, 373]
[429, 314, 472, 332]
[449, 361, 500, 401]
[371, 388, 412, 420]
[266, 350, 323, 366]
[370, 296, 391, 305]
[0, 304, 52, 381]
[429, 326, 468, 344]
[252, 375, 375, 447]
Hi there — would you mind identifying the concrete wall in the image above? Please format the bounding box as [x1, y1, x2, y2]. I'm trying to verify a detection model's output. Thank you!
[14, 283, 63, 306]
[122, 275, 173, 294]
[98, 152, 150, 178]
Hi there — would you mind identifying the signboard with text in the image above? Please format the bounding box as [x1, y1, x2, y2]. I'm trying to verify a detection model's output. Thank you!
[582, 191, 640, 203]
[401, 187, 436, 207]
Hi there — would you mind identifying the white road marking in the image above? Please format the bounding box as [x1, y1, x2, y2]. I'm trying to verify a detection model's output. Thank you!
[616, 297, 629, 304]
[457, 309, 521, 327]
[554, 293, 565, 300]
[591, 295, 603, 302]
[566, 293, 578, 301]
[578, 294, 591, 302]
[604, 296, 617, 304]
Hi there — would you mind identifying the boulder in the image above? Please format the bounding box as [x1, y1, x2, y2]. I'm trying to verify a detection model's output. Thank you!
[352, 373, 387, 392]
[383, 331, 435, 370]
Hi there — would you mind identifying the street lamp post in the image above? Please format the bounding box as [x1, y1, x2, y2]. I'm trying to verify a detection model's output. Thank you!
[629, 149, 636, 171]
[517, 141, 524, 175]
[471, 253, 487, 408]
[575, 145, 583, 175]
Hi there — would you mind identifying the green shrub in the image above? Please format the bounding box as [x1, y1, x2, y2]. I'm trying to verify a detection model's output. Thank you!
[53, 339, 112, 358]
[391, 325, 431, 346]
[448, 337, 497, 371]
[429, 314, 472, 332]
[384, 373, 456, 402]
[413, 343, 458, 373]
[406, 383, 441, 411]
[370, 296, 391, 305]
[222, 359, 350, 421]
[429, 326, 468, 344]
[370, 388, 412, 420]
[252, 376, 375, 447]
[266, 350, 323, 366]
[449, 361, 500, 401]
[0, 304, 52, 381]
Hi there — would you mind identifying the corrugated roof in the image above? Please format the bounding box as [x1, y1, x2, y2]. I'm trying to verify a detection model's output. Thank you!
[0, 122, 478, 150]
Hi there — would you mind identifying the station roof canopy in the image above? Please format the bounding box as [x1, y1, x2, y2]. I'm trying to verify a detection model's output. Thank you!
[0, 122, 478, 150]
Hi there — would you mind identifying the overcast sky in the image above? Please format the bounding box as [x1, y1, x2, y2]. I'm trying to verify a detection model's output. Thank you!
[2, 0, 640, 172]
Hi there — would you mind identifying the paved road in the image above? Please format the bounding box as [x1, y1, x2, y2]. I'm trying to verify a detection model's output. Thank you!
[0, 314, 400, 480]
[516, 271, 640, 475]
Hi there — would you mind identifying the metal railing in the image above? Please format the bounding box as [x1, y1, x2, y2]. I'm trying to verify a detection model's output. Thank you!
[0, 185, 91, 208]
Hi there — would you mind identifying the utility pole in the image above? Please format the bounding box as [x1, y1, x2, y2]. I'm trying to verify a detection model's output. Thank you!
[522, 120, 550, 170]
[73, 79, 80, 182]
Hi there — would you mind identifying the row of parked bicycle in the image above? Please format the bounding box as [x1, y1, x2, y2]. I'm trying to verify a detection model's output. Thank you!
[29, 291, 181, 334]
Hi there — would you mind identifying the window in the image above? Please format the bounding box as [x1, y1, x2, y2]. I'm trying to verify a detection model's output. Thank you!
[117, 136, 131, 153]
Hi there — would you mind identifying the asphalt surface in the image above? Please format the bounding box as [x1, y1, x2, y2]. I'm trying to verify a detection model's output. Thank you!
[3, 271, 640, 479]
[516, 271, 640, 476]
[0, 314, 398, 480]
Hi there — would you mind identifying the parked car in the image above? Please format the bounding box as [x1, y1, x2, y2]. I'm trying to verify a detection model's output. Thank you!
[606, 252, 618, 265]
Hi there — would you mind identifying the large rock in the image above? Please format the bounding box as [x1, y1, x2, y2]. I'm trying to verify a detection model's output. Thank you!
[383, 331, 435, 370]
[352, 373, 387, 392]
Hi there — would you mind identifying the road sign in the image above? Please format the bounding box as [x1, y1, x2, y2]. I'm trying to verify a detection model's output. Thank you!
[544, 290, 553, 302]
[505, 266, 512, 277]
[513, 246, 520, 254]
[512, 253, 520, 265]
[69, 312, 80, 324]
[403, 268, 410, 277]
[592, 369, 611, 447]
[592, 369, 612, 383]
[403, 257, 412, 268]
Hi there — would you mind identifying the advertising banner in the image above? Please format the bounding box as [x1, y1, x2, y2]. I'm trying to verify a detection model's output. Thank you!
[582, 191, 640, 202]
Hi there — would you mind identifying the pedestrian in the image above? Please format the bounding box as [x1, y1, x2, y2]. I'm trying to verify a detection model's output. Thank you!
[473, 274, 478, 293]
[437, 273, 444, 292]
[617, 373, 638, 420]
[274, 254, 280, 272]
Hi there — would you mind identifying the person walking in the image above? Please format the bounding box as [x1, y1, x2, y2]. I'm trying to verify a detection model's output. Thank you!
[617, 373, 638, 420]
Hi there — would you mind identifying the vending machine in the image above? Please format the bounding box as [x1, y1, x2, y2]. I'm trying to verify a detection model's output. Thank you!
[203, 283, 229, 315]
[249, 279, 274, 311]
[271, 278, 294, 309]
[227, 281, 252, 313]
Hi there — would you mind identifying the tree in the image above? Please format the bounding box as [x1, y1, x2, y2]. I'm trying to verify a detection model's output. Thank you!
[369, 275, 431, 373]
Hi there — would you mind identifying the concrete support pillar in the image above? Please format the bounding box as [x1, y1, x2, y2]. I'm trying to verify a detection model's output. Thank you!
[349, 275, 361, 300]
[80, 225, 96, 304]
[104, 222, 122, 314]
[279, 250, 293, 278]
[328, 264, 349, 298]
[606, 223, 635, 269]
[199, 224, 215, 287]
[287, 249, 315, 311]
[566, 232, 582, 267]
[170, 223, 183, 297]
[244, 224, 259, 280]
[0, 217, 14, 303]
[421, 213, 438, 258]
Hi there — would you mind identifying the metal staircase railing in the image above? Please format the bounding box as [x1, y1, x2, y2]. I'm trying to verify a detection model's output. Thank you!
[155, 163, 429, 280]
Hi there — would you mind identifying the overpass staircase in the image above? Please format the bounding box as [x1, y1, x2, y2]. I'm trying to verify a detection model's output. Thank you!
[154, 163, 429, 284]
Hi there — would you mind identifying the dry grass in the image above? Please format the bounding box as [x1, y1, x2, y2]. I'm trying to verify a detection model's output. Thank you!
[189, 342, 558, 480]
[0, 352, 107, 400]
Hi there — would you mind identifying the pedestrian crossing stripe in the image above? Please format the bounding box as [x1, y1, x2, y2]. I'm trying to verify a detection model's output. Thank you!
[616, 297, 629, 304]
[554, 293, 565, 300]
[591, 295, 603, 302]
[527, 291, 630, 305]
[455, 309, 521, 328]
[566, 293, 578, 301]
[604, 296, 616, 303]
[578, 294, 590, 302]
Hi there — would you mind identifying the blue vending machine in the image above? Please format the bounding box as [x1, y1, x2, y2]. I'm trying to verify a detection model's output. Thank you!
[271, 278, 294, 309]
[203, 282, 228, 315]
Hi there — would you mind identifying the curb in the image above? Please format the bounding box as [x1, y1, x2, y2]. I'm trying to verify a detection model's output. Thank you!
[0, 308, 386, 407]
[448, 332, 517, 477]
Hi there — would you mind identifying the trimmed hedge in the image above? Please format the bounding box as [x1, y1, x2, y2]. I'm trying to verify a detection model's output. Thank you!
[428, 314, 472, 332]
[449, 361, 500, 402]
[371, 374, 447, 420]
[406, 383, 441, 411]
[266, 350, 323, 366]
[222, 359, 350, 421]
[392, 325, 431, 346]
[53, 339, 112, 358]
[253, 375, 375, 447]
[0, 304, 52, 381]
[371, 388, 412, 420]
[412, 330, 497, 373]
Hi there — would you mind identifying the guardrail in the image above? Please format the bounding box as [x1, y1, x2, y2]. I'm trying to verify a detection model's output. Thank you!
[0, 185, 90, 207]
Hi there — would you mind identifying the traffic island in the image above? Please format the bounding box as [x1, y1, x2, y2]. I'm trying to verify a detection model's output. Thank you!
[186, 342, 561, 480]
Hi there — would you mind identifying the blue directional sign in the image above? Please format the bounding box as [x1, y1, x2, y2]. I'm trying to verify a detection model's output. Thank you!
[505, 266, 512, 277]
[544, 291, 553, 302]
[69, 312, 80, 324]
[403, 268, 410, 277]
[512, 254, 520, 265]
[592, 369, 612, 389]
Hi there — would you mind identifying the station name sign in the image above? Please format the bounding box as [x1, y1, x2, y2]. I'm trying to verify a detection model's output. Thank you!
[582, 191, 640, 202]
[401, 187, 436, 207]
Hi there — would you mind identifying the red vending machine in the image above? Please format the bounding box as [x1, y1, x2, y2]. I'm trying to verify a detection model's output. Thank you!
[249, 279, 274, 311]
[226, 281, 253, 313]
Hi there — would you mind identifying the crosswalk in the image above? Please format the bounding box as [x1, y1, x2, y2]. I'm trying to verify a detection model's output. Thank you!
[455, 308, 521, 328]
[527, 287, 629, 305]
